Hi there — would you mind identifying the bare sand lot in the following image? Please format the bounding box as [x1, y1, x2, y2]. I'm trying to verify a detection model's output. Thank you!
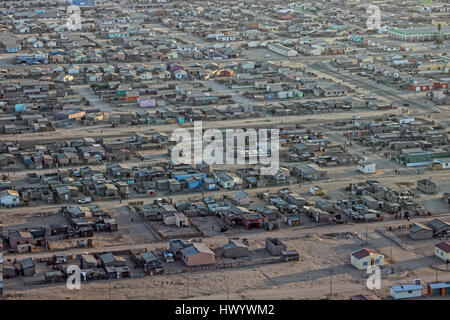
[4, 228, 449, 300]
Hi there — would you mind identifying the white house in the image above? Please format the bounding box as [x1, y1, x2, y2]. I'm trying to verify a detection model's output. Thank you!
[390, 284, 423, 299]
[33, 41, 44, 48]
[173, 69, 188, 79]
[358, 160, 376, 173]
[213, 171, 235, 189]
[268, 42, 298, 57]
[27, 36, 37, 44]
[140, 73, 153, 80]
[0, 189, 20, 207]
[241, 61, 255, 71]
[47, 40, 57, 48]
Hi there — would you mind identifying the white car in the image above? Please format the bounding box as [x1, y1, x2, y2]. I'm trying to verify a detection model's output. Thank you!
[352, 115, 361, 120]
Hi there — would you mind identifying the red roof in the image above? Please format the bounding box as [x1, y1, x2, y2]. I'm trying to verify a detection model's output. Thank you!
[435, 241, 450, 253]
[351, 248, 381, 259]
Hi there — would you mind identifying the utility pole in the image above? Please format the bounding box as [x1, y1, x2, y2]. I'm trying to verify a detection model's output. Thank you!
[186, 277, 189, 297]
[329, 270, 333, 296]
[225, 273, 229, 300]
[365, 223, 368, 244]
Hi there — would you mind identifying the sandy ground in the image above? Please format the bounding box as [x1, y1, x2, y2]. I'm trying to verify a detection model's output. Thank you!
[4, 224, 450, 300]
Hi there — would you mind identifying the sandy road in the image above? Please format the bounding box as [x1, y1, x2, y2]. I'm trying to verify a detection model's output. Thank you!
[4, 212, 450, 262]
[2, 109, 394, 144]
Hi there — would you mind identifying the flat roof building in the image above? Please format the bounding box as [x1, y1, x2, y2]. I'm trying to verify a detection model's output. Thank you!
[388, 26, 450, 42]
[268, 42, 298, 57]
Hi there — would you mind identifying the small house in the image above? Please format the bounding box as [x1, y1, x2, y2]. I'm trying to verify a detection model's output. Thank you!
[20, 257, 36, 277]
[266, 238, 287, 256]
[358, 161, 376, 174]
[417, 179, 437, 194]
[351, 248, 385, 270]
[427, 282, 450, 297]
[180, 243, 216, 267]
[390, 283, 424, 299]
[242, 213, 264, 230]
[0, 189, 20, 207]
[434, 241, 450, 263]
[99, 253, 127, 267]
[80, 253, 97, 269]
[223, 238, 249, 258]
[234, 190, 249, 205]
[428, 219, 450, 237]
[293, 164, 328, 181]
[409, 223, 433, 240]
[169, 239, 191, 259]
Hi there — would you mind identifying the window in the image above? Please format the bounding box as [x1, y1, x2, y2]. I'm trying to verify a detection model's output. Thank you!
[363, 261, 368, 266]
[375, 259, 380, 264]
[408, 290, 412, 294]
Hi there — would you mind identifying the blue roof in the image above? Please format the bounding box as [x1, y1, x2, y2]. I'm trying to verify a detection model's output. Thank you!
[429, 282, 450, 289]
[391, 284, 423, 292]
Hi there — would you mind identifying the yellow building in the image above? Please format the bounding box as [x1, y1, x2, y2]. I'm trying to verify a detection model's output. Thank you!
[434, 241, 450, 263]
[351, 248, 385, 270]
[418, 62, 450, 71]
[167, 51, 178, 59]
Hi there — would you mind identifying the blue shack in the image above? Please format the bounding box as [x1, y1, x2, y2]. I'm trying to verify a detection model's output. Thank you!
[185, 176, 203, 189]
[172, 171, 206, 189]
[15, 104, 26, 112]
[72, 0, 95, 6]
[49, 50, 65, 56]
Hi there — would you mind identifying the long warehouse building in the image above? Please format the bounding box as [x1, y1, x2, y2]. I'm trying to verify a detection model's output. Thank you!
[388, 26, 450, 42]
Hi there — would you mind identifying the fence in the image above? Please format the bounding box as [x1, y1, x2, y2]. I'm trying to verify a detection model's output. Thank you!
[167, 257, 284, 274]
[376, 228, 405, 248]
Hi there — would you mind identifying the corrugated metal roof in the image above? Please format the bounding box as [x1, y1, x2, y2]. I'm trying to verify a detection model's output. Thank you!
[391, 284, 423, 292]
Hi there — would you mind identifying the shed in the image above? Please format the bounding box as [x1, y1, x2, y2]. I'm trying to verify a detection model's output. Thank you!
[409, 223, 433, 240]
[428, 219, 450, 236]
[417, 179, 437, 194]
[99, 253, 127, 267]
[80, 253, 97, 269]
[223, 238, 249, 258]
[390, 284, 423, 299]
[265, 238, 287, 256]
[20, 257, 36, 277]
[427, 282, 450, 297]
[361, 195, 379, 210]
